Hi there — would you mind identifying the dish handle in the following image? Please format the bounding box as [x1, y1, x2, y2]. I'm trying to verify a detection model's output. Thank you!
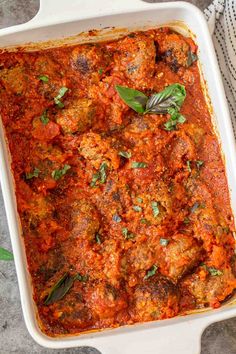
[31, 0, 152, 26]
[94, 320, 207, 354]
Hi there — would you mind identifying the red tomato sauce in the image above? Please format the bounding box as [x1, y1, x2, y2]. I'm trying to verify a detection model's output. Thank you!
[0, 28, 236, 336]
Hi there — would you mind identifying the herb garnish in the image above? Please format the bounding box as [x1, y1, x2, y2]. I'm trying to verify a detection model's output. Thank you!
[95, 233, 102, 244]
[160, 238, 169, 246]
[44, 272, 88, 305]
[98, 68, 103, 75]
[90, 162, 108, 187]
[115, 83, 186, 131]
[151, 201, 160, 217]
[113, 214, 122, 222]
[54, 87, 68, 108]
[133, 205, 142, 212]
[140, 218, 151, 225]
[52, 164, 71, 180]
[25, 167, 40, 180]
[122, 228, 135, 240]
[196, 160, 204, 169]
[118, 151, 132, 159]
[131, 161, 148, 169]
[187, 51, 198, 67]
[186, 160, 191, 172]
[137, 197, 143, 203]
[201, 264, 223, 276]
[144, 265, 158, 279]
[0, 247, 13, 261]
[38, 75, 49, 82]
[183, 217, 190, 224]
[40, 110, 49, 125]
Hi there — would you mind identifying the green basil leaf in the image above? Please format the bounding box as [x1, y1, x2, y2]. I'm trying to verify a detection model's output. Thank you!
[39, 75, 49, 83]
[52, 164, 71, 180]
[98, 68, 103, 75]
[187, 160, 191, 172]
[40, 110, 49, 125]
[201, 264, 223, 276]
[0, 247, 13, 261]
[54, 87, 69, 108]
[122, 227, 135, 240]
[115, 85, 148, 114]
[118, 151, 132, 159]
[113, 214, 122, 222]
[95, 233, 102, 244]
[90, 172, 100, 187]
[164, 112, 186, 131]
[145, 84, 186, 114]
[44, 272, 75, 305]
[99, 162, 108, 184]
[25, 167, 40, 180]
[151, 201, 160, 217]
[131, 161, 148, 169]
[75, 273, 89, 282]
[133, 205, 142, 212]
[196, 160, 204, 169]
[144, 265, 158, 279]
[187, 51, 198, 67]
[136, 197, 143, 203]
[159, 238, 169, 246]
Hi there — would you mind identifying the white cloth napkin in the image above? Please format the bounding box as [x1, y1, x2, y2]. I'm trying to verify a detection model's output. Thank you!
[204, 0, 236, 133]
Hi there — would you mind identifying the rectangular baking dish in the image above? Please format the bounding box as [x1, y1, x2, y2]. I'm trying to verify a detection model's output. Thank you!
[1, 1, 236, 353]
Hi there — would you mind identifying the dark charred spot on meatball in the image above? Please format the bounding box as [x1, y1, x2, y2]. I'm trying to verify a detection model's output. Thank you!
[75, 56, 90, 74]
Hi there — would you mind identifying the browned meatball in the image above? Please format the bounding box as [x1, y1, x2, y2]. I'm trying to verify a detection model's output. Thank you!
[87, 281, 128, 319]
[56, 98, 96, 134]
[113, 33, 156, 87]
[157, 33, 190, 70]
[70, 44, 109, 75]
[164, 234, 202, 282]
[182, 267, 236, 307]
[0, 66, 28, 95]
[132, 276, 179, 322]
[79, 132, 120, 169]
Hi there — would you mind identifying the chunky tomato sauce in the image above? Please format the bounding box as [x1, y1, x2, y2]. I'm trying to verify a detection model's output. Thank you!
[0, 28, 236, 336]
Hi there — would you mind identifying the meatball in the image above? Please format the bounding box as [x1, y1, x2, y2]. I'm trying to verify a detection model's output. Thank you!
[182, 267, 236, 308]
[113, 33, 156, 87]
[157, 32, 191, 70]
[164, 234, 202, 282]
[0, 66, 28, 95]
[79, 132, 120, 169]
[56, 98, 96, 134]
[132, 276, 179, 322]
[70, 44, 109, 75]
[87, 281, 128, 319]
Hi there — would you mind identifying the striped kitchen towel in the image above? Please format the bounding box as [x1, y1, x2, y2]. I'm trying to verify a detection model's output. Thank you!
[204, 0, 236, 133]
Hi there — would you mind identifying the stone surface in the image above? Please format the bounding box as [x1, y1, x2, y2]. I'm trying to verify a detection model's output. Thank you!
[0, 1, 235, 354]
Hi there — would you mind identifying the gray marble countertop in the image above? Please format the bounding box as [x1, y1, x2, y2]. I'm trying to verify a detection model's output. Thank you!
[1, 1, 236, 353]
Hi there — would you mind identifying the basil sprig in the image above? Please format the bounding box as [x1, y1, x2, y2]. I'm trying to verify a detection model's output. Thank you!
[54, 87, 69, 108]
[115, 84, 186, 131]
[52, 164, 71, 180]
[0, 247, 13, 261]
[44, 272, 88, 305]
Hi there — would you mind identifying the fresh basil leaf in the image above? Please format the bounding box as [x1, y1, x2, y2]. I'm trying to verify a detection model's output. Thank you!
[136, 197, 143, 203]
[183, 217, 190, 224]
[25, 167, 40, 180]
[201, 264, 223, 276]
[95, 233, 102, 244]
[44, 272, 75, 305]
[187, 160, 191, 172]
[122, 227, 135, 240]
[0, 247, 13, 261]
[164, 112, 186, 131]
[98, 68, 103, 75]
[113, 214, 122, 222]
[145, 84, 186, 114]
[151, 201, 160, 217]
[76, 273, 89, 282]
[160, 238, 169, 246]
[52, 164, 71, 180]
[39, 75, 49, 83]
[54, 86, 68, 108]
[40, 110, 49, 125]
[196, 160, 204, 169]
[187, 51, 198, 67]
[133, 205, 142, 212]
[115, 85, 148, 114]
[131, 161, 148, 169]
[140, 218, 151, 225]
[144, 265, 157, 279]
[90, 172, 100, 187]
[118, 151, 132, 159]
[99, 162, 108, 184]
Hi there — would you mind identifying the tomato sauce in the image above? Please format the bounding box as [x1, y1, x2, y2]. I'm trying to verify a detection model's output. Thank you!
[0, 27, 236, 336]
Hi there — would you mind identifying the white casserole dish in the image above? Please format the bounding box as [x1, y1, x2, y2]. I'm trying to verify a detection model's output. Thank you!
[1, 0, 236, 353]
